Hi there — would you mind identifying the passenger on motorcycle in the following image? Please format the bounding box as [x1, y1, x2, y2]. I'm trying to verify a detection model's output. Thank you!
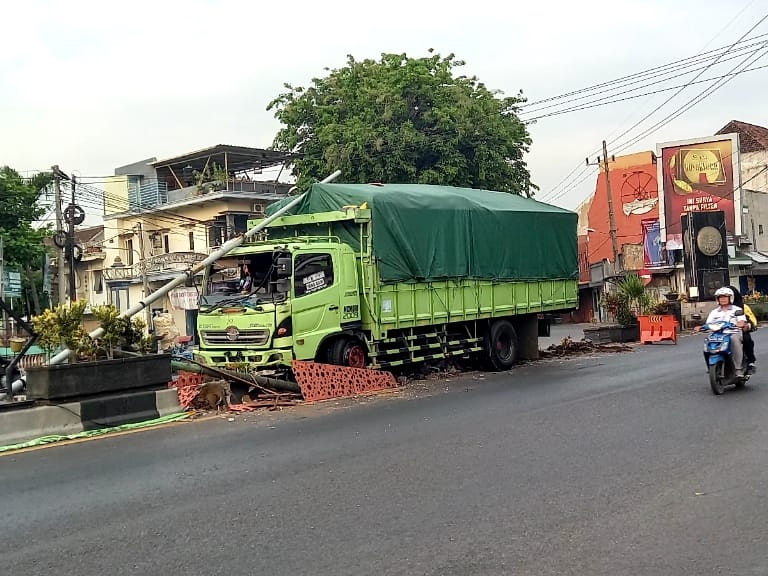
[728, 285, 757, 368]
[694, 287, 748, 376]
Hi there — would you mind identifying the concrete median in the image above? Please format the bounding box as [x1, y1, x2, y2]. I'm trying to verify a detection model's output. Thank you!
[0, 388, 182, 448]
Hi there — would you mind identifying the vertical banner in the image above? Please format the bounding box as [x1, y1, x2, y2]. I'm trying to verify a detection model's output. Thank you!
[641, 218, 663, 266]
[656, 133, 741, 246]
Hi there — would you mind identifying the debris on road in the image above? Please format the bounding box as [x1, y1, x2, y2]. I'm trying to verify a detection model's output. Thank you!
[539, 336, 633, 358]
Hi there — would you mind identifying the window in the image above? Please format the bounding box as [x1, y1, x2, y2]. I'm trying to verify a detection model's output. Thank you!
[93, 270, 104, 294]
[189, 231, 195, 251]
[151, 233, 163, 251]
[126, 239, 134, 265]
[233, 214, 248, 236]
[760, 224, 764, 235]
[294, 253, 334, 296]
[208, 217, 226, 248]
[164, 234, 170, 254]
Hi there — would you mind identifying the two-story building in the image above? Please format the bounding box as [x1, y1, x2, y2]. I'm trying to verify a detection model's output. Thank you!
[100, 144, 293, 341]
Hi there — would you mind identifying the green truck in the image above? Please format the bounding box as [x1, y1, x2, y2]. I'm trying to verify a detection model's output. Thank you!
[194, 183, 578, 373]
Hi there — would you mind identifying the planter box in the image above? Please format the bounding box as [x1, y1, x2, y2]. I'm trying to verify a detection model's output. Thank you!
[25, 354, 172, 401]
[583, 325, 639, 344]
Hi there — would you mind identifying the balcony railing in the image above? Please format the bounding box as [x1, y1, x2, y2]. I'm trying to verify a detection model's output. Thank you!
[128, 181, 169, 211]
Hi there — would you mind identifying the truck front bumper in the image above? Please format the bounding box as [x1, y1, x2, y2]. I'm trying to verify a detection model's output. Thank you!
[193, 347, 291, 370]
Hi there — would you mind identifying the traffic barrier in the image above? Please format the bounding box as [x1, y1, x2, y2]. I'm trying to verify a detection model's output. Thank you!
[639, 315, 678, 345]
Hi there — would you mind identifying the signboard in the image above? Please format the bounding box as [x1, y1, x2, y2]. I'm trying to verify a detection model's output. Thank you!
[641, 218, 664, 267]
[656, 133, 742, 248]
[2, 269, 22, 298]
[169, 287, 199, 310]
[145, 252, 207, 274]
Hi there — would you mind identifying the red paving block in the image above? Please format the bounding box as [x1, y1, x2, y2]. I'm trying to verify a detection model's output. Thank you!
[170, 370, 205, 408]
[292, 361, 398, 402]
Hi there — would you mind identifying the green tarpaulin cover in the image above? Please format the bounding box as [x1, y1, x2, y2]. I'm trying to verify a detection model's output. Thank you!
[267, 183, 577, 283]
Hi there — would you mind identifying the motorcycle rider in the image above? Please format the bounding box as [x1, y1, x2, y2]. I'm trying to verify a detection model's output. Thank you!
[727, 285, 757, 368]
[694, 287, 748, 376]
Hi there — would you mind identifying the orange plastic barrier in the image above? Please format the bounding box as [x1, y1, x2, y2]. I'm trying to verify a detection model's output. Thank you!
[639, 315, 679, 345]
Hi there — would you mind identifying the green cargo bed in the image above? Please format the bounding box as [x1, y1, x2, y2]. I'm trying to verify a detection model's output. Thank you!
[267, 183, 577, 284]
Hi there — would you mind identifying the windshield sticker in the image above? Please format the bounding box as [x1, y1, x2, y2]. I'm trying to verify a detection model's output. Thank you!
[303, 271, 326, 293]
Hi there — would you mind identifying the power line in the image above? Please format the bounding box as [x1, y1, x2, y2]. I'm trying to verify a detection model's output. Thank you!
[538, 13, 768, 205]
[613, 40, 768, 155]
[522, 31, 768, 110]
[607, 13, 768, 152]
[522, 37, 768, 117]
[524, 62, 768, 122]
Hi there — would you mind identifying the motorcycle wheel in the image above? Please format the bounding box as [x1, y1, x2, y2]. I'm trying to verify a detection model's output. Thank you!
[709, 363, 725, 395]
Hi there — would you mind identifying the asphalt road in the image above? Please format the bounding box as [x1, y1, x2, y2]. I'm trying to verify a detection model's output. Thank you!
[3, 331, 768, 575]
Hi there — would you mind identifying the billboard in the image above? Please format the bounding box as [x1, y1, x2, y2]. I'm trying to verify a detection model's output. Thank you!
[641, 218, 664, 267]
[656, 133, 742, 248]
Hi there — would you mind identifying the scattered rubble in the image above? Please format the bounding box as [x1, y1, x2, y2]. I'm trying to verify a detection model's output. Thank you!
[170, 337, 634, 416]
[539, 336, 633, 358]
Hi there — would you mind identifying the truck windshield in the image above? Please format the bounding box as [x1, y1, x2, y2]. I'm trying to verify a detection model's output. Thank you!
[200, 251, 286, 306]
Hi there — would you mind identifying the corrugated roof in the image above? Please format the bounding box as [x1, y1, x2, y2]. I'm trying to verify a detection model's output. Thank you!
[740, 250, 768, 264]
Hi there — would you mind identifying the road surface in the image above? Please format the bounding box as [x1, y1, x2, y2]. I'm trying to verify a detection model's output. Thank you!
[3, 331, 767, 575]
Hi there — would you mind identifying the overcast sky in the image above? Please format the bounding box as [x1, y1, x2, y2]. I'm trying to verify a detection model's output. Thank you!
[1, 0, 766, 217]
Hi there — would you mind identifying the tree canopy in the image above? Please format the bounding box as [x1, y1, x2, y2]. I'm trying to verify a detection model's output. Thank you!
[268, 51, 536, 196]
[0, 167, 52, 312]
[0, 167, 51, 266]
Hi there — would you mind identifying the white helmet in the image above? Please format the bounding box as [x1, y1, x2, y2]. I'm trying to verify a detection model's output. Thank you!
[715, 287, 734, 302]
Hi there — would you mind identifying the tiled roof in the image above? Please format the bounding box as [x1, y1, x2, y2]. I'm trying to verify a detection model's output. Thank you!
[716, 120, 768, 153]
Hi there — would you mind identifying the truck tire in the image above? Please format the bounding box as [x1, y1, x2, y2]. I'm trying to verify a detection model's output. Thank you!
[484, 319, 518, 371]
[328, 338, 368, 369]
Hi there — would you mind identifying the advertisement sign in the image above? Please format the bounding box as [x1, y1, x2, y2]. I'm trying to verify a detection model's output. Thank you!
[641, 218, 664, 267]
[2, 269, 22, 298]
[656, 133, 741, 247]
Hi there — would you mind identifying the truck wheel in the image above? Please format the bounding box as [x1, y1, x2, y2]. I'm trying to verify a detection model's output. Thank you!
[484, 320, 518, 371]
[328, 338, 368, 369]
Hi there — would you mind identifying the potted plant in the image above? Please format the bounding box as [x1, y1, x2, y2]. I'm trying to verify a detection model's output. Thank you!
[25, 302, 171, 401]
[585, 274, 650, 343]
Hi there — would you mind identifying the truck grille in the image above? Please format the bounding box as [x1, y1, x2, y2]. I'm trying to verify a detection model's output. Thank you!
[201, 328, 270, 346]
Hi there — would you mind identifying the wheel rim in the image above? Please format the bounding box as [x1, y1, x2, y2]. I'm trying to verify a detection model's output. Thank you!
[347, 345, 366, 369]
[495, 331, 514, 362]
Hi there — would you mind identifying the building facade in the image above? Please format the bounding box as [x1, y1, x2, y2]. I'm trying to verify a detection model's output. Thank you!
[100, 145, 293, 340]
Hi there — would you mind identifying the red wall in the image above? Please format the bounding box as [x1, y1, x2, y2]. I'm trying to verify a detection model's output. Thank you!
[587, 152, 659, 265]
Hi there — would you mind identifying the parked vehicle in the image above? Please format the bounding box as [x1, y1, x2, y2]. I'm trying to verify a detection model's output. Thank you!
[194, 183, 578, 375]
[702, 320, 754, 395]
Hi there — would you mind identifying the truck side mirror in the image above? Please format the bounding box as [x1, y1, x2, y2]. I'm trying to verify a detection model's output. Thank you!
[276, 278, 291, 294]
[276, 257, 292, 278]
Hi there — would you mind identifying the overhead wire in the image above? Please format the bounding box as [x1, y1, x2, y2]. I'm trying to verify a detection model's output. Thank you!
[521, 37, 768, 117]
[537, 12, 768, 205]
[524, 63, 768, 122]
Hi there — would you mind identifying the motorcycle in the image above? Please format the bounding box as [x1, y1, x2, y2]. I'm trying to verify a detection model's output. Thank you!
[702, 321, 754, 395]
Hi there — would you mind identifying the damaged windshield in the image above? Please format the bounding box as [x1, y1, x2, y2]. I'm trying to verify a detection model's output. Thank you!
[200, 251, 289, 308]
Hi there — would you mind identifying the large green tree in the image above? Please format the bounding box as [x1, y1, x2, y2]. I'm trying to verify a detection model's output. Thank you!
[0, 167, 53, 313]
[268, 51, 536, 196]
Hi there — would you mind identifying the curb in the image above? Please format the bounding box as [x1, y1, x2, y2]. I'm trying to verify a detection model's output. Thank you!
[0, 388, 182, 448]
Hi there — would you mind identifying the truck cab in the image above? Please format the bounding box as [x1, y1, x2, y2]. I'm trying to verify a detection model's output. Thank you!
[194, 240, 361, 370]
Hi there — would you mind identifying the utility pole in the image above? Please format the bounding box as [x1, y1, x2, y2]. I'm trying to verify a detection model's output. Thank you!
[586, 141, 621, 272]
[136, 221, 152, 329]
[0, 235, 6, 346]
[52, 166, 67, 305]
[68, 175, 77, 301]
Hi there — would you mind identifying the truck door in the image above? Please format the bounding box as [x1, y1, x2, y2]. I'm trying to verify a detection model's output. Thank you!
[291, 251, 342, 360]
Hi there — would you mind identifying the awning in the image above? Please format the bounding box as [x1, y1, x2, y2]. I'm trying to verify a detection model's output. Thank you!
[739, 250, 768, 265]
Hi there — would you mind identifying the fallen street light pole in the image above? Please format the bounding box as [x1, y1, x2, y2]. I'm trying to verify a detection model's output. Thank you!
[47, 170, 341, 366]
